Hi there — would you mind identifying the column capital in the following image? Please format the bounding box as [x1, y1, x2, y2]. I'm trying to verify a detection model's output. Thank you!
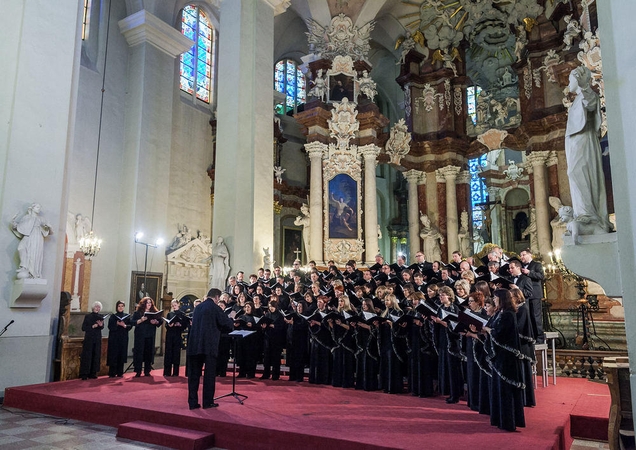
[261, 0, 291, 16]
[525, 150, 551, 167]
[118, 10, 194, 58]
[358, 144, 381, 161]
[305, 141, 328, 160]
[435, 165, 461, 182]
[404, 169, 424, 184]
[456, 170, 471, 184]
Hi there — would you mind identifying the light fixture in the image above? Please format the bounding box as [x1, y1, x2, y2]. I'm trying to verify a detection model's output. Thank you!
[80, 0, 113, 260]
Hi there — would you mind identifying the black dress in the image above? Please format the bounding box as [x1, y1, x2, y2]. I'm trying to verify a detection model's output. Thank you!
[235, 315, 260, 378]
[308, 316, 334, 385]
[163, 311, 190, 376]
[330, 315, 356, 388]
[286, 314, 309, 382]
[516, 302, 536, 407]
[466, 308, 489, 411]
[79, 312, 104, 379]
[262, 310, 286, 380]
[107, 313, 131, 377]
[378, 309, 406, 394]
[354, 319, 379, 391]
[131, 311, 162, 376]
[487, 309, 526, 431]
[405, 313, 436, 397]
[437, 304, 464, 402]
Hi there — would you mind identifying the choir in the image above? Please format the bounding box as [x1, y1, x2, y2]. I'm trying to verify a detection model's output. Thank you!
[80, 247, 541, 433]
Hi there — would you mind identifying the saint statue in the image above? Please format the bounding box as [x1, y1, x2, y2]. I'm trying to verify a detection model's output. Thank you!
[419, 213, 444, 263]
[565, 66, 612, 235]
[294, 204, 311, 258]
[521, 207, 539, 254]
[549, 197, 570, 250]
[11, 203, 53, 279]
[207, 237, 230, 289]
[457, 211, 472, 257]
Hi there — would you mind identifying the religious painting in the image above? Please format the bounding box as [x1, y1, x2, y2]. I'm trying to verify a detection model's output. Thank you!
[327, 73, 356, 103]
[130, 271, 163, 313]
[328, 173, 358, 239]
[282, 227, 303, 267]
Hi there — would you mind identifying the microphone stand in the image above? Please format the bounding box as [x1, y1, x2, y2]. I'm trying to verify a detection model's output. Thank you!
[0, 320, 15, 338]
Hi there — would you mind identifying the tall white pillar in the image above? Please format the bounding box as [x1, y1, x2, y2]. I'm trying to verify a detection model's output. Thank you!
[361, 145, 381, 263]
[306, 142, 326, 263]
[437, 165, 461, 260]
[0, 0, 82, 391]
[404, 169, 424, 263]
[526, 151, 552, 257]
[118, 10, 194, 287]
[212, 0, 289, 272]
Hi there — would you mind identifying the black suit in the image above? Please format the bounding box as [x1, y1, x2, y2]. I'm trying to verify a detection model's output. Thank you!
[187, 298, 234, 408]
[523, 260, 545, 342]
[513, 274, 539, 341]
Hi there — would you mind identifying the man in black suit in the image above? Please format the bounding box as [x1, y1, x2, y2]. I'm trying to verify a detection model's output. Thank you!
[520, 249, 546, 343]
[508, 259, 539, 340]
[410, 251, 433, 274]
[187, 288, 234, 409]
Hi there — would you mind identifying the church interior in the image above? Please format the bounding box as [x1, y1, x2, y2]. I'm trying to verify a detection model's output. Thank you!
[2, 0, 636, 445]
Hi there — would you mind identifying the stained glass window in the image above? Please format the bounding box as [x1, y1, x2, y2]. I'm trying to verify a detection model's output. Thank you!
[180, 5, 214, 104]
[467, 86, 482, 125]
[82, 0, 91, 41]
[469, 154, 488, 233]
[274, 59, 306, 115]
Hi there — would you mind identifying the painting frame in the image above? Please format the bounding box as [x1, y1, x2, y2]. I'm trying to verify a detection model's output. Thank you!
[130, 271, 163, 313]
[327, 173, 359, 240]
[327, 73, 358, 104]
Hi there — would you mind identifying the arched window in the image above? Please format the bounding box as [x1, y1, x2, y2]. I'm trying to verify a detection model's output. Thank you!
[180, 5, 215, 104]
[274, 59, 306, 114]
[468, 154, 488, 242]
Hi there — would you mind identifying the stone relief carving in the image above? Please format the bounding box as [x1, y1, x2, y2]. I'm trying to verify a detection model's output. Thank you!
[305, 13, 375, 60]
[385, 119, 412, 166]
[523, 61, 533, 99]
[323, 238, 364, 265]
[533, 49, 563, 87]
[66, 212, 91, 245]
[358, 70, 377, 101]
[403, 85, 411, 119]
[167, 223, 193, 251]
[308, 68, 327, 101]
[503, 160, 524, 182]
[444, 79, 452, 109]
[453, 86, 463, 115]
[563, 15, 582, 51]
[415, 83, 445, 113]
[328, 97, 359, 150]
[274, 165, 286, 184]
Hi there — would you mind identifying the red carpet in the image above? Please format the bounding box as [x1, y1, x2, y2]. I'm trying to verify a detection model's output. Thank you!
[4, 373, 609, 450]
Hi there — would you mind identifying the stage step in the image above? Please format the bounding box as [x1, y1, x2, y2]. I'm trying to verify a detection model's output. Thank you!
[570, 392, 611, 441]
[117, 420, 215, 450]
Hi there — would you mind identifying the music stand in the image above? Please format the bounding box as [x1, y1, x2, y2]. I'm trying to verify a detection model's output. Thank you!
[214, 330, 254, 404]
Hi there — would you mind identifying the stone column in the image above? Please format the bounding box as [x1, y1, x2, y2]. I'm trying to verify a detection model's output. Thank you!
[437, 166, 461, 260]
[118, 10, 194, 286]
[361, 145, 381, 263]
[404, 169, 424, 263]
[212, 0, 289, 272]
[306, 142, 326, 263]
[487, 186, 502, 247]
[526, 151, 552, 256]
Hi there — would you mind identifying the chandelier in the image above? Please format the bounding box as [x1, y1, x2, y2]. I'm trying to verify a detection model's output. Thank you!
[80, 231, 102, 259]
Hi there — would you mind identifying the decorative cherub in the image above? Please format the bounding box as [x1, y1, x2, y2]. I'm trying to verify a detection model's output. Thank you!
[395, 30, 425, 65]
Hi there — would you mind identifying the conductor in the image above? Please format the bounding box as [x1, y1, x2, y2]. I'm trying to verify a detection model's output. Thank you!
[187, 288, 234, 409]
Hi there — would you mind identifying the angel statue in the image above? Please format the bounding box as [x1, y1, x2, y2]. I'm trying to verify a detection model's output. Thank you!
[274, 166, 286, 184]
[167, 223, 192, 251]
[432, 48, 461, 77]
[11, 203, 53, 279]
[419, 213, 443, 263]
[263, 247, 273, 270]
[73, 213, 91, 244]
[395, 30, 425, 65]
[549, 196, 570, 250]
[308, 69, 327, 102]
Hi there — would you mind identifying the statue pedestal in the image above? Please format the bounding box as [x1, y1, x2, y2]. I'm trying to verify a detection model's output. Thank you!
[11, 278, 49, 308]
[561, 232, 620, 296]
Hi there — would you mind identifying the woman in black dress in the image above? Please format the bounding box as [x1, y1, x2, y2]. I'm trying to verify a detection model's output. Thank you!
[378, 294, 405, 394]
[353, 298, 379, 391]
[330, 296, 357, 388]
[163, 299, 190, 377]
[235, 302, 260, 378]
[80, 301, 105, 380]
[463, 291, 489, 411]
[261, 299, 286, 380]
[107, 301, 131, 378]
[405, 292, 436, 397]
[484, 289, 526, 432]
[308, 296, 334, 385]
[131, 297, 162, 377]
[510, 286, 536, 407]
[432, 286, 464, 403]
[285, 301, 309, 382]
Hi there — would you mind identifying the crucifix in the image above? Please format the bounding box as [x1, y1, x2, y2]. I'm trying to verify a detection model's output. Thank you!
[293, 248, 302, 261]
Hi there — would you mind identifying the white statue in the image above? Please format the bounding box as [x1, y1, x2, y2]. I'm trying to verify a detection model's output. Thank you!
[358, 70, 377, 101]
[11, 203, 53, 279]
[263, 247, 272, 269]
[385, 118, 412, 165]
[503, 160, 524, 182]
[563, 15, 581, 51]
[457, 210, 472, 257]
[308, 69, 327, 101]
[521, 207, 539, 254]
[167, 223, 191, 251]
[549, 197, 570, 250]
[294, 203, 311, 258]
[73, 214, 91, 244]
[207, 236, 230, 289]
[274, 166, 286, 184]
[377, 224, 382, 240]
[472, 228, 484, 254]
[565, 66, 612, 235]
[419, 213, 444, 263]
[514, 24, 528, 62]
[395, 31, 422, 65]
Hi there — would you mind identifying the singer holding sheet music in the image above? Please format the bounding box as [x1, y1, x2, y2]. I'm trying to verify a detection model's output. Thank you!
[107, 301, 131, 378]
[131, 297, 162, 377]
[187, 288, 234, 409]
[163, 299, 190, 377]
[79, 301, 105, 380]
